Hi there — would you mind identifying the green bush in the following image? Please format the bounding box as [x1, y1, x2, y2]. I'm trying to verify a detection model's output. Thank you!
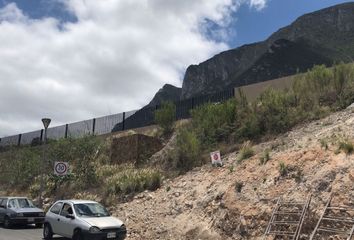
[191, 99, 236, 146]
[0, 147, 41, 189]
[48, 136, 103, 189]
[338, 139, 354, 155]
[154, 101, 176, 135]
[238, 141, 255, 162]
[105, 165, 162, 195]
[175, 127, 201, 172]
[256, 88, 296, 134]
[279, 162, 288, 176]
[259, 149, 271, 165]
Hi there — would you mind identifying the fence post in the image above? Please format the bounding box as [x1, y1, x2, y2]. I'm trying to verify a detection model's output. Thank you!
[65, 124, 68, 138]
[92, 118, 96, 135]
[40, 129, 44, 143]
[232, 87, 236, 97]
[122, 112, 125, 131]
[17, 134, 22, 146]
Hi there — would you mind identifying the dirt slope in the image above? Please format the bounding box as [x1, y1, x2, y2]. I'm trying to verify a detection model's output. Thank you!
[111, 105, 354, 240]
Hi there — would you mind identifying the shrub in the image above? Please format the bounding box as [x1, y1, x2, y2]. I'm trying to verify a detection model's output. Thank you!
[279, 162, 288, 176]
[105, 165, 162, 195]
[238, 141, 254, 162]
[175, 128, 201, 172]
[319, 139, 329, 150]
[256, 88, 296, 134]
[48, 136, 103, 189]
[154, 101, 176, 135]
[338, 139, 354, 155]
[235, 181, 243, 193]
[259, 149, 271, 165]
[191, 99, 236, 146]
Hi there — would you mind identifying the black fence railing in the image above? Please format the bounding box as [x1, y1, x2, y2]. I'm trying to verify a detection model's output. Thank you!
[0, 88, 235, 147]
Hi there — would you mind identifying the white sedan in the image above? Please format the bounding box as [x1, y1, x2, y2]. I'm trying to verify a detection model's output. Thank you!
[43, 200, 126, 240]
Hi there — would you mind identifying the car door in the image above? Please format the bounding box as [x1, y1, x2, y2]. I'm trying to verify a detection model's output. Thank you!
[56, 203, 76, 238]
[47, 202, 63, 234]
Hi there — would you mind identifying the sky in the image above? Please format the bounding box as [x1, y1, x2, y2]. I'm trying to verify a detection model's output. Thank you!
[0, 0, 353, 137]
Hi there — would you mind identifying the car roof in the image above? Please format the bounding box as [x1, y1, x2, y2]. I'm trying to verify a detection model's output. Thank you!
[56, 200, 98, 204]
[2, 197, 28, 199]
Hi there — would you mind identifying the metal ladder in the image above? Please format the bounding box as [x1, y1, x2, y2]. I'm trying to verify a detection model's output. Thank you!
[310, 195, 354, 240]
[263, 195, 312, 240]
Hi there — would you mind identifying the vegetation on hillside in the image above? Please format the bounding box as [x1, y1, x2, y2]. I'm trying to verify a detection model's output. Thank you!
[1, 62, 354, 205]
[185, 63, 354, 150]
[154, 101, 176, 135]
[0, 135, 162, 204]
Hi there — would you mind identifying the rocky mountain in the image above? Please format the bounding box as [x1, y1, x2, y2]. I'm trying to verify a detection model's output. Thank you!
[181, 2, 354, 99]
[146, 84, 182, 107]
[111, 84, 181, 132]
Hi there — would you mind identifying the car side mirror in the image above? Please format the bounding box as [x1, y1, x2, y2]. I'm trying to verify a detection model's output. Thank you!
[66, 214, 75, 220]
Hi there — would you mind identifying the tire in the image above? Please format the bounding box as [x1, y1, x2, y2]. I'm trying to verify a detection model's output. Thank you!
[43, 223, 53, 240]
[3, 216, 12, 229]
[35, 223, 43, 228]
[73, 229, 84, 240]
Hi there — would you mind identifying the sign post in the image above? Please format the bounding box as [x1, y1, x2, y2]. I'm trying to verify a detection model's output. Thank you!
[54, 162, 69, 176]
[210, 150, 222, 166]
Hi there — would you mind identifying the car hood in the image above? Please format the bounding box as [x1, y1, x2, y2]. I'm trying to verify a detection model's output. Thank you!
[81, 216, 124, 229]
[14, 208, 44, 213]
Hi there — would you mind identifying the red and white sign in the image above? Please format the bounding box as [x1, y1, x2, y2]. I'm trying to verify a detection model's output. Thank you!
[54, 162, 69, 176]
[210, 151, 222, 165]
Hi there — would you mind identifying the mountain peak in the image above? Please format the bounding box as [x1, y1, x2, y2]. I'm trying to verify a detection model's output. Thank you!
[181, 2, 354, 99]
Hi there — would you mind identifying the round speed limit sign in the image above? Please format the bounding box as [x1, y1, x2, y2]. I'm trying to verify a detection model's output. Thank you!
[54, 162, 69, 176]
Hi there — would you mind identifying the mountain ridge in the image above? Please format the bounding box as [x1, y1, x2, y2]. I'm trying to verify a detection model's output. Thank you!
[181, 2, 354, 99]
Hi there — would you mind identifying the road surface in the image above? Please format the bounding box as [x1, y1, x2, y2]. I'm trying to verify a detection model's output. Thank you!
[0, 224, 68, 240]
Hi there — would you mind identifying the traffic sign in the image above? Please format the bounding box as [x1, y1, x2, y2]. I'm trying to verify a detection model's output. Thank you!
[210, 150, 222, 166]
[54, 162, 69, 176]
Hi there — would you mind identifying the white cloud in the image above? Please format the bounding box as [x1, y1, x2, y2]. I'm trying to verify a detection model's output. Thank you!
[0, 0, 267, 136]
[249, 0, 267, 11]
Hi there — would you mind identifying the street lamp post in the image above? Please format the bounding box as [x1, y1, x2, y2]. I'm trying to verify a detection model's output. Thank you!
[39, 118, 51, 208]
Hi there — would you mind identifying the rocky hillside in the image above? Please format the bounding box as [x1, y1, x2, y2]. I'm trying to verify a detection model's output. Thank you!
[111, 104, 354, 240]
[146, 84, 182, 107]
[181, 2, 354, 98]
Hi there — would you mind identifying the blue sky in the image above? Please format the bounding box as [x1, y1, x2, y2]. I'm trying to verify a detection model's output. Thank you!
[228, 0, 354, 47]
[0, 0, 353, 135]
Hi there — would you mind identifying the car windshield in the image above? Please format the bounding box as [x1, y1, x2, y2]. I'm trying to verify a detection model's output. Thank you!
[74, 203, 110, 217]
[9, 198, 35, 209]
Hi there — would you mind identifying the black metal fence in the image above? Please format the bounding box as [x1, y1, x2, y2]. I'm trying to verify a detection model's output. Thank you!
[0, 88, 235, 147]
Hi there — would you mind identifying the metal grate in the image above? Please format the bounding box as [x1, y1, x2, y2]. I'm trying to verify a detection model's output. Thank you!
[263, 195, 312, 240]
[310, 195, 354, 240]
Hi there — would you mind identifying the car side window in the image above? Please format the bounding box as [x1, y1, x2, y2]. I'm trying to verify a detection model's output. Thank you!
[50, 202, 63, 215]
[60, 203, 73, 217]
[0, 199, 5, 208]
[8, 199, 17, 209]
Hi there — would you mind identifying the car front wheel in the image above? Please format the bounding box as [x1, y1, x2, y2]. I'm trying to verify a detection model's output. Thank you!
[3, 216, 12, 228]
[43, 223, 53, 240]
[73, 229, 85, 240]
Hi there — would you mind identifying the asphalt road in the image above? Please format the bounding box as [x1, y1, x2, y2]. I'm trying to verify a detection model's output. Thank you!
[0, 224, 69, 240]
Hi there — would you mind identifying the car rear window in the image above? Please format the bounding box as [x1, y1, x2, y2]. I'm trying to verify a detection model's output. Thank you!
[50, 202, 63, 215]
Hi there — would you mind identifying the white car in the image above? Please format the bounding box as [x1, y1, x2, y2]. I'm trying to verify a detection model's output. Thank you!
[43, 200, 126, 240]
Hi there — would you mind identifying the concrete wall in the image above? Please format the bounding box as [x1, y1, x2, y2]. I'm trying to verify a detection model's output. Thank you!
[235, 75, 296, 101]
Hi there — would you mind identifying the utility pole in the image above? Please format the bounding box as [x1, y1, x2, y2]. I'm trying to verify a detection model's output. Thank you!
[39, 118, 51, 208]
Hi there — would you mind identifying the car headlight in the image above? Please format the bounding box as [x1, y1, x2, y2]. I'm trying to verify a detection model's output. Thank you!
[17, 213, 24, 217]
[89, 226, 101, 233]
